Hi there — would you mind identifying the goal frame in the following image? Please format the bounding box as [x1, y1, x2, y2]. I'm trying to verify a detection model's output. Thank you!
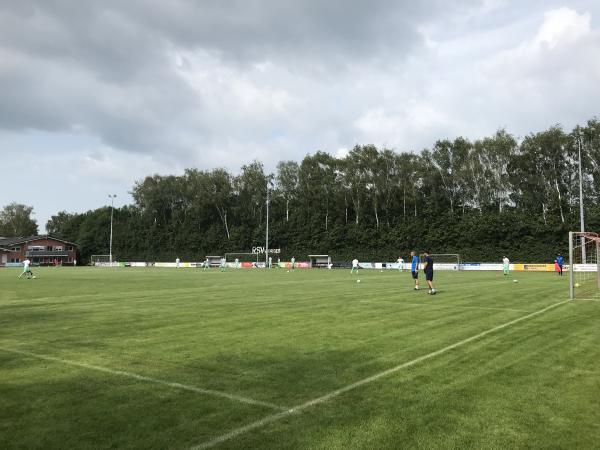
[224, 252, 260, 265]
[426, 253, 461, 270]
[568, 231, 600, 299]
[90, 255, 112, 266]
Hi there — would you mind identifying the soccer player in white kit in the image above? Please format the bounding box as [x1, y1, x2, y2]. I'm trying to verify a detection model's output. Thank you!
[502, 256, 510, 276]
[351, 258, 359, 274]
[176, 257, 180, 268]
[18, 258, 35, 279]
[397, 256, 404, 272]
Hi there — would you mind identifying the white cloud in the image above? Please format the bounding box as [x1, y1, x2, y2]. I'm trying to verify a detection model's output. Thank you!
[534, 7, 591, 49]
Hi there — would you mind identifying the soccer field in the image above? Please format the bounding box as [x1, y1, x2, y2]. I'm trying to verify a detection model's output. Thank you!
[1, 267, 599, 449]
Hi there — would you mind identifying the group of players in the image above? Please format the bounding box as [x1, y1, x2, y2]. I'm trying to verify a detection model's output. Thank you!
[501, 254, 564, 276]
[352, 251, 436, 295]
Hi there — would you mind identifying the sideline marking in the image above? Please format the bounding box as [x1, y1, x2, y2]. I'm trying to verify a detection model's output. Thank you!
[192, 300, 569, 449]
[400, 302, 529, 313]
[358, 300, 528, 313]
[0, 347, 287, 411]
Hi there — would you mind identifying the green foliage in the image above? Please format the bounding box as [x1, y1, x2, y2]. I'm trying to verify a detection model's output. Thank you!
[0, 202, 38, 237]
[38, 119, 600, 262]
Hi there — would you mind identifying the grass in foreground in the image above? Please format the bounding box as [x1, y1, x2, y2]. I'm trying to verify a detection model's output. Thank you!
[0, 267, 599, 449]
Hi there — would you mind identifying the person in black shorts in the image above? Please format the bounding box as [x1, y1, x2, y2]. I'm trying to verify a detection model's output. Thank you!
[410, 250, 419, 290]
[423, 251, 436, 295]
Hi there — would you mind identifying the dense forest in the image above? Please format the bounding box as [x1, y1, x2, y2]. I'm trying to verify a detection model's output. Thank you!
[10, 119, 600, 264]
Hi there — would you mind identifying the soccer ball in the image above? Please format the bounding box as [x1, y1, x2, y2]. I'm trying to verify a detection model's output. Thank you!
[357, 279, 361, 283]
[32, 276, 37, 279]
[512, 279, 518, 283]
[575, 283, 580, 288]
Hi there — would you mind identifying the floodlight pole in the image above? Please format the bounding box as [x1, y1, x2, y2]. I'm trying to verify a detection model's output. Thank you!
[578, 138, 586, 232]
[108, 194, 117, 264]
[265, 182, 269, 266]
[578, 138, 586, 262]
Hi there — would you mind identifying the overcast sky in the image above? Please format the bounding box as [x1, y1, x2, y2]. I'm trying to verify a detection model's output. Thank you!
[0, 0, 599, 232]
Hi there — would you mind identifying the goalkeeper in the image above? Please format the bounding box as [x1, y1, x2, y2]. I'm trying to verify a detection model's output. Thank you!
[556, 254, 564, 276]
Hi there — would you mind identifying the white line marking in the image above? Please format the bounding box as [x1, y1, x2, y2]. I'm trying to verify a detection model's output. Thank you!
[359, 300, 528, 313]
[192, 300, 568, 449]
[0, 347, 287, 411]
[401, 302, 530, 313]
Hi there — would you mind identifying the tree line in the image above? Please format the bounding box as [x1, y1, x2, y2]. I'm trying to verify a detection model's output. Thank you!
[5, 119, 600, 263]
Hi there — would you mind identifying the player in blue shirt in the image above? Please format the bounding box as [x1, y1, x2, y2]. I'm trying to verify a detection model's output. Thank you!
[556, 254, 564, 276]
[410, 250, 419, 290]
[423, 251, 436, 295]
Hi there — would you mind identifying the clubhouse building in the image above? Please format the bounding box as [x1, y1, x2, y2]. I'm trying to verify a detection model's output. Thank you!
[0, 235, 78, 266]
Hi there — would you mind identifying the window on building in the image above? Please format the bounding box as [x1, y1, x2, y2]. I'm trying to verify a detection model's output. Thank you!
[47, 246, 53, 251]
[12, 246, 20, 251]
[55, 246, 63, 251]
[67, 246, 73, 251]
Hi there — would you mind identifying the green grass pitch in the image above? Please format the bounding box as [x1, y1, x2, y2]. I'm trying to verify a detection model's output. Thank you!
[1, 267, 599, 449]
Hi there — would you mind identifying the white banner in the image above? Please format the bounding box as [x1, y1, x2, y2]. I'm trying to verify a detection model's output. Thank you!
[97, 261, 592, 272]
[572, 264, 598, 272]
[460, 263, 503, 271]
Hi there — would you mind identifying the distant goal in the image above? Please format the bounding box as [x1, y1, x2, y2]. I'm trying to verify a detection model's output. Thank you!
[427, 253, 461, 271]
[225, 252, 260, 268]
[569, 232, 600, 300]
[91, 255, 112, 266]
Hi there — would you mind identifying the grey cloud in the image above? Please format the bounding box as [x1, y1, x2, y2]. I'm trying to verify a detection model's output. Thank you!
[0, 0, 599, 171]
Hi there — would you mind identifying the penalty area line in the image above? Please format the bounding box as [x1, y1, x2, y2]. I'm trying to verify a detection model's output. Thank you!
[0, 347, 287, 412]
[192, 300, 569, 449]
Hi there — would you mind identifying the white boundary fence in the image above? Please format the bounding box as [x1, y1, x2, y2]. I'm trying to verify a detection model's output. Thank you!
[90, 261, 598, 272]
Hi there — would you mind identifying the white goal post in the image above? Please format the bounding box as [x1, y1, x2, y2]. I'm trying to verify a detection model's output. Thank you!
[427, 253, 461, 270]
[225, 252, 260, 267]
[568, 231, 600, 300]
[90, 255, 111, 265]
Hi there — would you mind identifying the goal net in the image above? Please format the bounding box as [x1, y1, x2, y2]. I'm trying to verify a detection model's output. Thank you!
[426, 254, 461, 271]
[225, 252, 260, 268]
[90, 255, 111, 266]
[569, 232, 600, 300]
